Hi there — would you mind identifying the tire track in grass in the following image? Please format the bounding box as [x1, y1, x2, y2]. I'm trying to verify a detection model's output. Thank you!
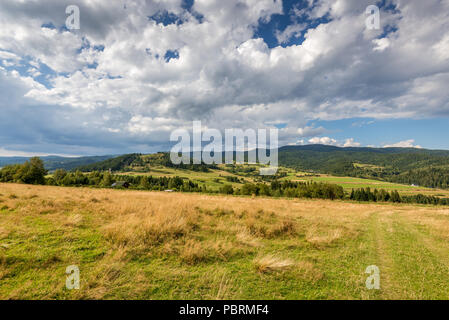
[393, 212, 449, 296]
[368, 211, 402, 299]
[398, 213, 449, 264]
[380, 211, 449, 299]
[318, 209, 396, 300]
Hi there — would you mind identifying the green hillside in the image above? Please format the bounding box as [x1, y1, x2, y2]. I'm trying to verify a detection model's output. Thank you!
[72, 145, 449, 189]
[3, 146, 443, 190]
[0, 155, 114, 171]
[278, 145, 449, 188]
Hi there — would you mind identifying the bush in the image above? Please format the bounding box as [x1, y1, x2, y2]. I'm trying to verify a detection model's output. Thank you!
[220, 184, 234, 195]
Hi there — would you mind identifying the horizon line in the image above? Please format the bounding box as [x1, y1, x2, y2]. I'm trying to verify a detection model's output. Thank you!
[0, 144, 446, 158]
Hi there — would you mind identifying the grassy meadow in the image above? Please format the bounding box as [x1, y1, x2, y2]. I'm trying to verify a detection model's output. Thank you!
[119, 165, 248, 189]
[1, 183, 449, 299]
[117, 164, 449, 197]
[291, 175, 449, 196]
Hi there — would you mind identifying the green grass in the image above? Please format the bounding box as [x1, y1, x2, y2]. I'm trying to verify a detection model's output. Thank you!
[70, 162, 449, 197]
[1, 183, 449, 299]
[280, 173, 449, 196]
[309, 176, 413, 189]
[0, 212, 108, 299]
[119, 166, 250, 190]
[0, 204, 371, 299]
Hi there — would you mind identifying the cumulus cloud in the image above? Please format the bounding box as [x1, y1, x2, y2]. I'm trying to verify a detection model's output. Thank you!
[308, 136, 338, 145]
[383, 139, 422, 148]
[372, 38, 390, 52]
[343, 138, 361, 147]
[297, 126, 326, 137]
[275, 23, 306, 44]
[0, 0, 448, 154]
[307, 136, 361, 147]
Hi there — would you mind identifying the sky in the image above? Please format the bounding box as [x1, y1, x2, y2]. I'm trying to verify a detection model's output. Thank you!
[0, 0, 448, 156]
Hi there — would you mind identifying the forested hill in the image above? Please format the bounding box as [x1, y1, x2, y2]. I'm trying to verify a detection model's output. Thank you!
[76, 153, 143, 172]
[278, 145, 449, 188]
[8, 145, 445, 189]
[76, 152, 214, 172]
[74, 145, 449, 189]
[278, 145, 449, 171]
[0, 155, 114, 171]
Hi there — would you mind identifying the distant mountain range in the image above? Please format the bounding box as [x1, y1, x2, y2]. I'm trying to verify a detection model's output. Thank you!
[0, 155, 115, 171]
[2, 145, 449, 188]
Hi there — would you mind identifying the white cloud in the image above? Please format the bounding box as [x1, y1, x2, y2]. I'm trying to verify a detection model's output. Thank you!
[383, 139, 423, 149]
[308, 136, 338, 145]
[308, 136, 361, 147]
[275, 23, 306, 44]
[0, 148, 76, 157]
[372, 38, 390, 52]
[297, 126, 326, 137]
[0, 50, 20, 61]
[343, 138, 361, 147]
[0, 0, 448, 154]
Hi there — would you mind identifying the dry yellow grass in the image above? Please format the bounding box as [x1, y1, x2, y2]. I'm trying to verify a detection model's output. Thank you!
[254, 254, 295, 273]
[305, 227, 343, 247]
[2, 183, 449, 299]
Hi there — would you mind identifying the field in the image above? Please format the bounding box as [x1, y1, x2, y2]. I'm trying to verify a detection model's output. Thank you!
[119, 165, 249, 189]
[118, 164, 449, 197]
[1, 183, 449, 299]
[288, 174, 449, 197]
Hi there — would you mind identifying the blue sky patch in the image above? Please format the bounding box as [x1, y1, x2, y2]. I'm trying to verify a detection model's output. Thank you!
[41, 22, 56, 29]
[164, 50, 180, 62]
[149, 11, 184, 26]
[311, 118, 449, 149]
[253, 0, 331, 48]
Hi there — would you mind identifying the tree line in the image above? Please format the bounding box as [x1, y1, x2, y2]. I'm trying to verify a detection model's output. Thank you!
[349, 187, 449, 205]
[1, 157, 449, 206]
